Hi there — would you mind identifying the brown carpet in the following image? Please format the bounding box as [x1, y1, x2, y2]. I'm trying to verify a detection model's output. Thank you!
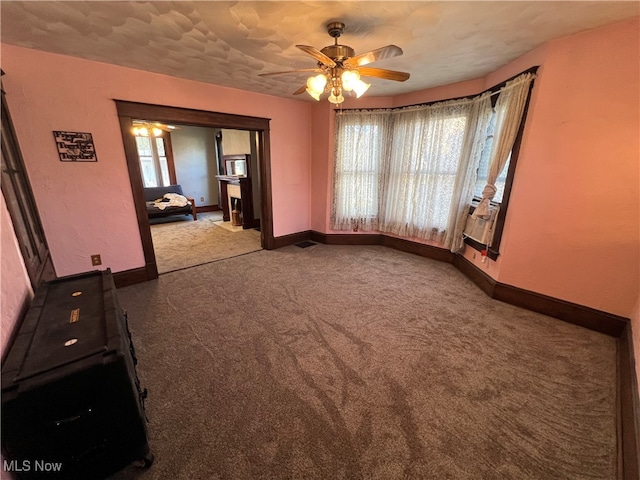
[150, 211, 261, 274]
[111, 244, 617, 480]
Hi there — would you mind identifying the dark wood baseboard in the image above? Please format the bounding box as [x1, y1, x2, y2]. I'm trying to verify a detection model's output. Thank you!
[454, 253, 639, 474]
[113, 267, 150, 288]
[453, 254, 627, 337]
[452, 254, 497, 297]
[311, 231, 381, 245]
[381, 235, 455, 264]
[271, 230, 312, 249]
[454, 256, 626, 337]
[494, 283, 627, 337]
[196, 205, 220, 213]
[305, 231, 629, 337]
[309, 231, 455, 265]
[309, 231, 456, 264]
[619, 324, 640, 480]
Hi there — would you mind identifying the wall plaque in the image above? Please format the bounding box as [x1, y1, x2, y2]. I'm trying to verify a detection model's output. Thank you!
[53, 131, 97, 162]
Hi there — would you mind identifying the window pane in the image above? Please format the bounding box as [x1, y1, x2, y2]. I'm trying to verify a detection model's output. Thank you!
[135, 136, 152, 156]
[386, 111, 467, 232]
[335, 122, 384, 218]
[140, 156, 158, 187]
[158, 157, 170, 186]
[494, 154, 511, 202]
[155, 137, 165, 156]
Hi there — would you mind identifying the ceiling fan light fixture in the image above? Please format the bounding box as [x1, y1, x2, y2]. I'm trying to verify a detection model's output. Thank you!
[353, 79, 370, 98]
[132, 126, 149, 137]
[263, 22, 409, 106]
[131, 121, 177, 137]
[306, 88, 321, 101]
[341, 70, 360, 92]
[328, 91, 344, 104]
[306, 74, 327, 95]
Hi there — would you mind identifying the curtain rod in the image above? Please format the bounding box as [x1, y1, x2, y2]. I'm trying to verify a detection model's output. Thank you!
[489, 73, 537, 97]
[336, 70, 537, 115]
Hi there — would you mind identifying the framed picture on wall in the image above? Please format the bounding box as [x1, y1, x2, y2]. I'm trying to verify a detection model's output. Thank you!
[53, 131, 98, 162]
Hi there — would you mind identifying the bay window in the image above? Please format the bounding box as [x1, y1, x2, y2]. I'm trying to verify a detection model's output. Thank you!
[332, 68, 537, 255]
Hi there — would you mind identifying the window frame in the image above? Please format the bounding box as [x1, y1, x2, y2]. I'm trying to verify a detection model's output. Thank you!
[134, 129, 177, 188]
[465, 66, 538, 260]
[332, 116, 388, 226]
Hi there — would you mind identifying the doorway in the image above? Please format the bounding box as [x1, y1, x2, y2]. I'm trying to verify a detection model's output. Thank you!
[116, 101, 274, 282]
[137, 122, 261, 273]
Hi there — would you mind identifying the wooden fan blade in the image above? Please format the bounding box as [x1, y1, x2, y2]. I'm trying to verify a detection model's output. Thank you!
[343, 45, 403, 68]
[293, 85, 307, 95]
[296, 45, 337, 67]
[357, 67, 410, 82]
[259, 68, 323, 77]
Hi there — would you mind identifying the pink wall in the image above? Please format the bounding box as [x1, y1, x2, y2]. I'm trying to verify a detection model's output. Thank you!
[392, 78, 485, 108]
[310, 102, 332, 232]
[311, 17, 639, 321]
[1, 195, 33, 358]
[1, 44, 312, 277]
[493, 17, 639, 317]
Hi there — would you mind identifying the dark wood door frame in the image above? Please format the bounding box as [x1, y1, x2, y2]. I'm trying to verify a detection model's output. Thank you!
[115, 100, 274, 281]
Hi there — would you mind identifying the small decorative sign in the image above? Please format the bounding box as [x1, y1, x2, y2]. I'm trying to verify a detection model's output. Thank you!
[53, 131, 97, 162]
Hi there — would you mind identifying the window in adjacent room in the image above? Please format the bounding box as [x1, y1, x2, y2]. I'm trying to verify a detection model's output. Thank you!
[133, 122, 177, 188]
[135, 135, 170, 187]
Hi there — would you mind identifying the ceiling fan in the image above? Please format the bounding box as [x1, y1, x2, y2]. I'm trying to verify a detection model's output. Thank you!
[259, 22, 410, 105]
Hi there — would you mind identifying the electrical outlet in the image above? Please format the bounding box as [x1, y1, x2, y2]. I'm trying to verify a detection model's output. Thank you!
[91, 254, 102, 266]
[200, 196, 205, 202]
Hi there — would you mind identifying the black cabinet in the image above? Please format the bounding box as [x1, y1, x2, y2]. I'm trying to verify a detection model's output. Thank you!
[1, 269, 152, 479]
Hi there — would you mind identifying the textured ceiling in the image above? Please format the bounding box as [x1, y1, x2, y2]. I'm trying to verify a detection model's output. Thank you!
[1, 1, 638, 100]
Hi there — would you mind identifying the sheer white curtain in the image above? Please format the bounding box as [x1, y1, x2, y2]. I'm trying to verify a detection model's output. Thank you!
[331, 110, 391, 231]
[380, 101, 468, 242]
[444, 93, 492, 251]
[473, 73, 535, 218]
[331, 85, 519, 248]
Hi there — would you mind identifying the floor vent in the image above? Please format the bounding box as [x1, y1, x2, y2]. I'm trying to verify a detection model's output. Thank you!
[295, 241, 316, 249]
